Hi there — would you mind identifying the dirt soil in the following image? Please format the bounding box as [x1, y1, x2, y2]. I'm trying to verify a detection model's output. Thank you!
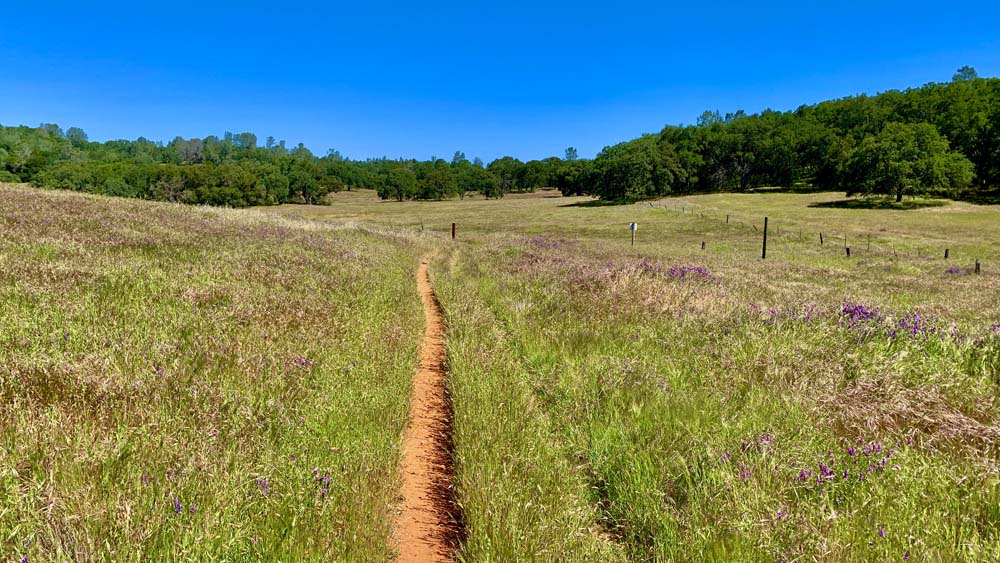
[395, 261, 462, 562]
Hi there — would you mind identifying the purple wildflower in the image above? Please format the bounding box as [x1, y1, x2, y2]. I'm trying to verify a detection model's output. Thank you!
[841, 304, 882, 327]
[288, 356, 314, 368]
[879, 528, 886, 538]
[819, 464, 835, 481]
[257, 478, 271, 496]
[666, 265, 713, 280]
[173, 497, 183, 514]
[636, 258, 663, 274]
[904, 552, 910, 561]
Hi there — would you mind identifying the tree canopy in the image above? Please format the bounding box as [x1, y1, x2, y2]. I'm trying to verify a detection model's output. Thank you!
[845, 122, 973, 201]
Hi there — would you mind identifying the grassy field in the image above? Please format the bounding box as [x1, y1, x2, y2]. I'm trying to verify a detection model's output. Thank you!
[4, 184, 1000, 561]
[0, 184, 425, 561]
[279, 189, 1000, 561]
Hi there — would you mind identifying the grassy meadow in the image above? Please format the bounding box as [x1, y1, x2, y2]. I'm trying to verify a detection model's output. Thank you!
[279, 189, 1000, 561]
[4, 183, 1000, 561]
[0, 184, 425, 561]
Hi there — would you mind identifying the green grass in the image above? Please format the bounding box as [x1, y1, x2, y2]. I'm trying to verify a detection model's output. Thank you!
[0, 184, 424, 561]
[5, 184, 1000, 561]
[280, 188, 1000, 561]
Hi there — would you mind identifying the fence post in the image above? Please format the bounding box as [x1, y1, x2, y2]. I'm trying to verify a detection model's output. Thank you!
[762, 217, 768, 260]
[451, 223, 456, 240]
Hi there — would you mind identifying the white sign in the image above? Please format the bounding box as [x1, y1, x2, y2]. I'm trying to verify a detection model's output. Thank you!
[629, 222, 638, 231]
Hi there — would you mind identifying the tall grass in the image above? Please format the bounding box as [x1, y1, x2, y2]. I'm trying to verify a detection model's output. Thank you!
[434, 249, 625, 562]
[435, 234, 1000, 561]
[283, 188, 1000, 561]
[5, 184, 1000, 561]
[0, 186, 422, 561]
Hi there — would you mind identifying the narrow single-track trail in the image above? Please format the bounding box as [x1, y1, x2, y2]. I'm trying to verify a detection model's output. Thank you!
[396, 261, 462, 562]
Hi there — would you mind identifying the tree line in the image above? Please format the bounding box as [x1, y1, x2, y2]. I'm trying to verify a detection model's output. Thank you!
[565, 66, 997, 202]
[0, 67, 997, 206]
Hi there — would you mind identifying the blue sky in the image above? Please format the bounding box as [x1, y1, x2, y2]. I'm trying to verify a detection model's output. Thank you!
[1, 1, 998, 161]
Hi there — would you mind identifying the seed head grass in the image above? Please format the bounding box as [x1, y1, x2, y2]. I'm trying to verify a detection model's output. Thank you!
[0, 184, 423, 561]
[277, 189, 1000, 561]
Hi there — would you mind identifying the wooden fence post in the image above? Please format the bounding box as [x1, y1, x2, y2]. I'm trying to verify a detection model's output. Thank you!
[762, 217, 768, 260]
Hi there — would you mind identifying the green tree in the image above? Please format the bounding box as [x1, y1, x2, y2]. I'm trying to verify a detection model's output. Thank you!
[697, 110, 723, 127]
[380, 167, 418, 201]
[846, 122, 973, 202]
[487, 157, 521, 194]
[953, 65, 979, 82]
[65, 127, 88, 143]
[420, 167, 457, 200]
[565, 147, 578, 161]
[457, 165, 499, 199]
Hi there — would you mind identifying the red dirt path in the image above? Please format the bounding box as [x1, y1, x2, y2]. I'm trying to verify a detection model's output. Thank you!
[395, 261, 461, 562]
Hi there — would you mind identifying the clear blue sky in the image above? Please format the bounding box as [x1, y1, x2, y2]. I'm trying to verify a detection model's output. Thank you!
[1, 1, 997, 161]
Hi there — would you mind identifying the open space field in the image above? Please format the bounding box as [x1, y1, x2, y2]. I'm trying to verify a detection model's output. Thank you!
[4, 183, 1000, 561]
[0, 184, 425, 561]
[279, 189, 1000, 562]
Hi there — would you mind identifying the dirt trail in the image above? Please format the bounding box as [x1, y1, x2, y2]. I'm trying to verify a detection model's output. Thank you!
[396, 261, 462, 562]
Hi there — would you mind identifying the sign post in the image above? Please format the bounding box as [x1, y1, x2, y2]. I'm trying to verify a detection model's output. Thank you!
[629, 222, 638, 246]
